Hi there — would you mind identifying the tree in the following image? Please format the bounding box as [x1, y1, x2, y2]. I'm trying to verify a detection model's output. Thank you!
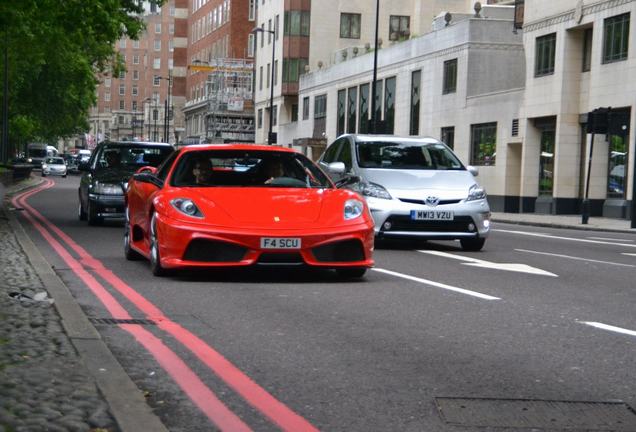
[0, 0, 164, 156]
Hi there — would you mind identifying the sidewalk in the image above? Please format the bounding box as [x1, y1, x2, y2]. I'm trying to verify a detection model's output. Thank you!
[491, 211, 636, 233]
[0, 177, 166, 432]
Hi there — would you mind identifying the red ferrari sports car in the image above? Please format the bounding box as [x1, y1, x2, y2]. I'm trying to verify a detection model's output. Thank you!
[124, 144, 375, 277]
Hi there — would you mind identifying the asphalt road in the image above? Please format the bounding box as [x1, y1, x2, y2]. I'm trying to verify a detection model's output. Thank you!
[17, 176, 636, 431]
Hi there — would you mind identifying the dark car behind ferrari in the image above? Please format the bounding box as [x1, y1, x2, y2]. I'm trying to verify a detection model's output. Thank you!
[78, 141, 173, 225]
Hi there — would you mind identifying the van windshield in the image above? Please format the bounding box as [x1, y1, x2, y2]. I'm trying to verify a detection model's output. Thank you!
[356, 141, 464, 170]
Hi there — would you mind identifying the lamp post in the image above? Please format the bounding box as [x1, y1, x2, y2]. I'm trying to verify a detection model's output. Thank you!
[143, 97, 158, 142]
[252, 26, 276, 144]
[370, 0, 380, 134]
[159, 72, 173, 143]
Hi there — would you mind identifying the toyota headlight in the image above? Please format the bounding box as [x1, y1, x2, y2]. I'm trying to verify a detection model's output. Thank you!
[466, 184, 487, 201]
[92, 181, 124, 195]
[344, 199, 364, 220]
[354, 182, 392, 200]
[171, 198, 204, 218]
[41, 164, 48, 169]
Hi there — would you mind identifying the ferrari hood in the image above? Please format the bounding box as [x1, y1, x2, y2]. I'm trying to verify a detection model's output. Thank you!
[194, 188, 327, 224]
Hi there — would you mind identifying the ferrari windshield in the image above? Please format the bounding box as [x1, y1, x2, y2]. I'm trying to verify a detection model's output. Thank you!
[356, 140, 464, 170]
[171, 150, 333, 188]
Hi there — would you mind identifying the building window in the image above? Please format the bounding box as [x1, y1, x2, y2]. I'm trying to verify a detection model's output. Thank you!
[291, 103, 298, 122]
[169, 23, 174, 34]
[153, 75, 161, 86]
[358, 83, 369, 134]
[259, 66, 263, 90]
[443, 59, 457, 94]
[303, 97, 310, 120]
[384, 77, 396, 134]
[105, 78, 111, 88]
[274, 60, 278, 86]
[347, 87, 357, 133]
[119, 70, 126, 79]
[337, 89, 346, 136]
[374, 80, 383, 129]
[272, 105, 278, 126]
[132, 85, 138, 96]
[153, 58, 161, 69]
[260, 23, 264, 47]
[535, 33, 556, 77]
[257, 108, 263, 128]
[410, 70, 421, 136]
[248, 0, 256, 21]
[132, 101, 138, 111]
[154, 40, 161, 51]
[582, 28, 593, 72]
[268, 19, 272, 44]
[104, 93, 111, 102]
[603, 13, 630, 63]
[283, 11, 310, 36]
[248, 34, 255, 57]
[389, 15, 410, 41]
[119, 84, 125, 96]
[607, 108, 631, 198]
[119, 100, 125, 110]
[441, 126, 455, 150]
[155, 23, 161, 34]
[539, 125, 556, 196]
[133, 54, 140, 65]
[471, 122, 497, 166]
[266, 64, 270, 88]
[119, 39, 126, 49]
[275, 15, 280, 40]
[282, 58, 308, 83]
[314, 95, 327, 119]
[133, 40, 140, 49]
[340, 13, 361, 39]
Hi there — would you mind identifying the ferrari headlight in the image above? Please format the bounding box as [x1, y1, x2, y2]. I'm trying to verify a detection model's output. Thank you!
[466, 184, 487, 201]
[171, 198, 204, 218]
[355, 182, 392, 200]
[92, 181, 124, 195]
[344, 199, 364, 220]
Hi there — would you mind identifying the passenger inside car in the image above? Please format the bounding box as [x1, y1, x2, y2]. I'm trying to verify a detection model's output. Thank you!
[192, 157, 214, 185]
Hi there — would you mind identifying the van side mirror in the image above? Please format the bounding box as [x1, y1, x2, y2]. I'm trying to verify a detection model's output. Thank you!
[467, 165, 479, 177]
[327, 162, 346, 175]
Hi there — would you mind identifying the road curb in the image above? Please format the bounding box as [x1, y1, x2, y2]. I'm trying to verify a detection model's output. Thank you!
[491, 217, 636, 234]
[7, 194, 168, 432]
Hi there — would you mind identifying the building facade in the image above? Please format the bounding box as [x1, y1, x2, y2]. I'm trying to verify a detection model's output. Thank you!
[518, 0, 634, 218]
[253, 0, 477, 145]
[182, 0, 255, 144]
[88, 1, 186, 146]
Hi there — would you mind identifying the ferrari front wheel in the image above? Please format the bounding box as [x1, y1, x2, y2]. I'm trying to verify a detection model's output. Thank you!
[149, 213, 168, 276]
[124, 207, 142, 261]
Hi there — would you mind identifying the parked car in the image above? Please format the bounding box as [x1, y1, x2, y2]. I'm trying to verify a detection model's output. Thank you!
[124, 144, 375, 277]
[78, 141, 174, 225]
[41, 157, 67, 177]
[318, 134, 491, 251]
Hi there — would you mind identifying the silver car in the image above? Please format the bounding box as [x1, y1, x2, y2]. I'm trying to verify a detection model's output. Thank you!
[318, 134, 491, 251]
[41, 157, 67, 178]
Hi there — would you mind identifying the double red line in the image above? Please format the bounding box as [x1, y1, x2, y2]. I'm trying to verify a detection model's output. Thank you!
[13, 179, 318, 432]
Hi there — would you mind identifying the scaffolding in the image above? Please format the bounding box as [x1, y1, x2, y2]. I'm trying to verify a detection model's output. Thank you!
[205, 58, 255, 143]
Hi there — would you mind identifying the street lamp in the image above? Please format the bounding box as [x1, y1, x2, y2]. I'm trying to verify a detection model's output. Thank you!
[158, 72, 173, 143]
[370, 0, 380, 134]
[252, 26, 276, 144]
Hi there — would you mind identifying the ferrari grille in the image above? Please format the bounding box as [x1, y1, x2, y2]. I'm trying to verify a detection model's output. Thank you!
[183, 239, 247, 262]
[312, 239, 365, 263]
[258, 253, 304, 265]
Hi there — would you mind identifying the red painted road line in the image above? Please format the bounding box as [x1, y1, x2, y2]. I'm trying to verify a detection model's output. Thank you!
[16, 181, 319, 432]
[13, 183, 252, 432]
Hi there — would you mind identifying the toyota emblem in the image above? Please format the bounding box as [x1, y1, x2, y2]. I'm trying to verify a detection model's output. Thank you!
[425, 196, 440, 206]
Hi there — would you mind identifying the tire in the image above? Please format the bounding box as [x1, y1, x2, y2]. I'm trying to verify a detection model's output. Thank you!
[124, 207, 142, 261]
[336, 267, 367, 279]
[62, 174, 67, 178]
[87, 200, 102, 226]
[42, 173, 47, 177]
[78, 200, 87, 221]
[149, 213, 168, 276]
[460, 237, 486, 251]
